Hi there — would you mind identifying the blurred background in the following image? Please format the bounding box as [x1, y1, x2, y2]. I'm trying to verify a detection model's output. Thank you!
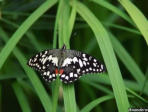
[0, 0, 148, 112]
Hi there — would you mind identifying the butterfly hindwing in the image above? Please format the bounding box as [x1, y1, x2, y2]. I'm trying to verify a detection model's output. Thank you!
[41, 70, 56, 82]
[60, 65, 80, 83]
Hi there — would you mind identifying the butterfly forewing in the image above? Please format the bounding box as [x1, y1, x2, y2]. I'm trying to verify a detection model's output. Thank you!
[59, 50, 106, 83]
[27, 49, 60, 82]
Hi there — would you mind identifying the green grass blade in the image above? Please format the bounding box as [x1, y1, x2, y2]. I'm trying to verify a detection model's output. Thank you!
[2, 11, 55, 19]
[0, 0, 57, 69]
[82, 81, 113, 95]
[1, 18, 42, 51]
[52, 77, 61, 112]
[58, 0, 70, 47]
[110, 33, 145, 87]
[58, 1, 77, 112]
[82, 74, 148, 95]
[14, 48, 53, 112]
[82, 75, 147, 103]
[84, 30, 146, 91]
[68, 5, 76, 38]
[119, 0, 148, 45]
[0, 84, 2, 112]
[90, 0, 133, 25]
[105, 23, 140, 35]
[52, 1, 65, 112]
[80, 95, 114, 112]
[126, 88, 148, 103]
[141, 69, 148, 95]
[53, 0, 64, 49]
[12, 82, 31, 112]
[72, 1, 129, 111]
[0, 73, 25, 80]
[62, 84, 77, 112]
[25, 32, 42, 51]
[0, 28, 52, 112]
[125, 80, 148, 96]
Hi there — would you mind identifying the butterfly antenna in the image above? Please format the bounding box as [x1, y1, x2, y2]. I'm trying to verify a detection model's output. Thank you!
[61, 44, 66, 50]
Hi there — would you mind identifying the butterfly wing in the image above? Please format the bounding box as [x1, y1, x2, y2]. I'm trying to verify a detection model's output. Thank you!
[27, 49, 60, 82]
[60, 50, 106, 83]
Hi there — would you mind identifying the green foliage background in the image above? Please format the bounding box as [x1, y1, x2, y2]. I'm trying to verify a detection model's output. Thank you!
[0, 0, 148, 112]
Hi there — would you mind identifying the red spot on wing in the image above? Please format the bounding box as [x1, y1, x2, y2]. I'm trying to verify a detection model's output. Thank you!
[59, 69, 64, 74]
[55, 69, 58, 74]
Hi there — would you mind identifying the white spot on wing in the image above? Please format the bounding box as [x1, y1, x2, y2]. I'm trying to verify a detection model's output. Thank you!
[83, 61, 86, 66]
[43, 72, 46, 75]
[83, 54, 86, 57]
[73, 57, 78, 63]
[61, 74, 65, 78]
[45, 51, 48, 54]
[42, 54, 46, 58]
[51, 57, 58, 66]
[52, 74, 55, 77]
[70, 73, 73, 77]
[79, 59, 83, 67]
[49, 75, 52, 78]
[93, 63, 96, 67]
[65, 76, 69, 80]
[74, 74, 78, 77]
[47, 55, 58, 66]
[34, 58, 37, 62]
[62, 57, 78, 67]
[101, 64, 104, 69]
[62, 58, 72, 67]
[42, 66, 45, 69]
[87, 62, 90, 65]
[77, 69, 80, 74]
[47, 71, 50, 76]
[83, 58, 88, 61]
[42, 57, 48, 64]
[94, 59, 97, 62]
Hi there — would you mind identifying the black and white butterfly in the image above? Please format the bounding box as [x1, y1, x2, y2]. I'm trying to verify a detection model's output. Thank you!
[27, 45, 106, 84]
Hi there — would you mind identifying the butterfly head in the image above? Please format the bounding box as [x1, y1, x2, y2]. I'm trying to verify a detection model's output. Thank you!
[61, 44, 66, 50]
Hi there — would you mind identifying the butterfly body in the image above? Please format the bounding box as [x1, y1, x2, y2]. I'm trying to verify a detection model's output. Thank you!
[27, 45, 106, 83]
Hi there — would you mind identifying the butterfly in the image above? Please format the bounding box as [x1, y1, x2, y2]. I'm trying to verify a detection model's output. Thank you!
[27, 45, 106, 84]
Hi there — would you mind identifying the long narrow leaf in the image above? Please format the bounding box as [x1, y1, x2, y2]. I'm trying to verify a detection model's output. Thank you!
[0, 73, 25, 80]
[12, 82, 31, 112]
[0, 84, 2, 112]
[90, 0, 133, 25]
[53, 0, 64, 49]
[119, 0, 148, 45]
[58, 1, 77, 112]
[52, 1, 65, 112]
[82, 81, 113, 95]
[0, 28, 52, 112]
[72, 1, 129, 111]
[110, 33, 145, 87]
[126, 88, 148, 103]
[1, 18, 42, 51]
[0, 0, 57, 69]
[80, 95, 114, 112]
